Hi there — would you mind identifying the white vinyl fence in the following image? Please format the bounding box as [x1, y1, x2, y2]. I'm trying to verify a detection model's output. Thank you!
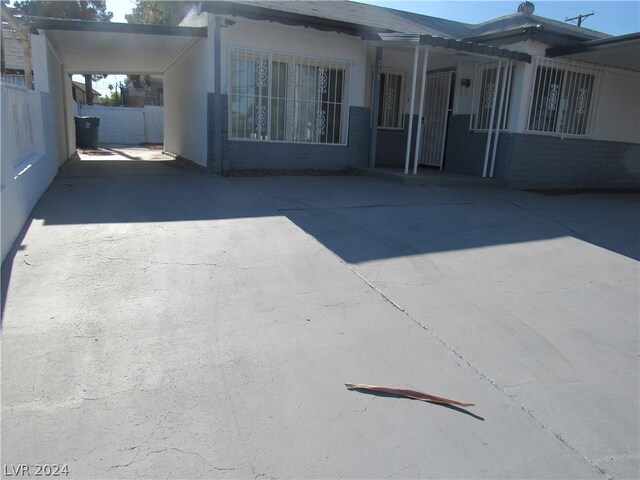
[78, 104, 164, 145]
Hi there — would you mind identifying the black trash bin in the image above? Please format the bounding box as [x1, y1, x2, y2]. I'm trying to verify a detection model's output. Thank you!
[74, 116, 100, 149]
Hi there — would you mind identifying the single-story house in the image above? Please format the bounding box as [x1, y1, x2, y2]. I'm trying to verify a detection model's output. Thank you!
[71, 80, 101, 104]
[31, 0, 640, 189]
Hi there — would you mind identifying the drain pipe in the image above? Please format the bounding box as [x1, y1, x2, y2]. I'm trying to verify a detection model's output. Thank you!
[404, 44, 420, 175]
[412, 46, 429, 175]
[489, 60, 510, 178]
[482, 60, 501, 178]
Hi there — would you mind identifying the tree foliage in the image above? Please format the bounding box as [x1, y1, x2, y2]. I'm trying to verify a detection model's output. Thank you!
[13, 1, 113, 22]
[13, 1, 113, 104]
[125, 1, 192, 26]
[98, 90, 122, 106]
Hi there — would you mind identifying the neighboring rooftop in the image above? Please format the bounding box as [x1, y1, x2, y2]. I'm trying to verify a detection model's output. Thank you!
[466, 12, 609, 43]
[72, 81, 101, 96]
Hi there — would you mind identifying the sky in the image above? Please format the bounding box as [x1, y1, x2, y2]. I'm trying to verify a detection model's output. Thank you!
[82, 0, 640, 96]
[104, 0, 640, 34]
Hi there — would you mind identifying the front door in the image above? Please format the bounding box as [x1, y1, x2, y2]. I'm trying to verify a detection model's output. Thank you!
[419, 72, 453, 169]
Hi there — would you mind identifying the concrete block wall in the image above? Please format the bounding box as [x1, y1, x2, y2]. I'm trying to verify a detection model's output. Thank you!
[208, 93, 371, 170]
[375, 114, 420, 167]
[443, 114, 488, 176]
[507, 135, 640, 189]
[444, 114, 640, 189]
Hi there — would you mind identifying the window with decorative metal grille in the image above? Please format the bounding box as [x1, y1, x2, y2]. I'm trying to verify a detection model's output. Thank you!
[229, 47, 351, 145]
[526, 58, 600, 137]
[377, 69, 405, 129]
[470, 61, 514, 131]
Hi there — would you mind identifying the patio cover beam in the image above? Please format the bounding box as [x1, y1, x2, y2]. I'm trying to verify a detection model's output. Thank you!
[482, 61, 501, 178]
[376, 32, 531, 63]
[412, 46, 429, 175]
[404, 44, 420, 175]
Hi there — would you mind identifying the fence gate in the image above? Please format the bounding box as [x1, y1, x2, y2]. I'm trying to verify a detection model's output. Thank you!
[419, 71, 453, 168]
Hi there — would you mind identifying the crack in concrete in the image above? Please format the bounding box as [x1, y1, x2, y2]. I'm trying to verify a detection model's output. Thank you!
[340, 259, 610, 479]
[107, 447, 240, 474]
[276, 201, 475, 212]
[98, 256, 220, 267]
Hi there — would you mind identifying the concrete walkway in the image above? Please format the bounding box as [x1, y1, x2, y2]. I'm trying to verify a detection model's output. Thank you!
[2, 153, 638, 479]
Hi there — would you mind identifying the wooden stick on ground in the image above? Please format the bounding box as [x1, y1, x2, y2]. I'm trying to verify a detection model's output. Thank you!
[345, 383, 475, 408]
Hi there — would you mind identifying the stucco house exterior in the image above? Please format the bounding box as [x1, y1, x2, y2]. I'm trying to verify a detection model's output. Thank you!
[33, 0, 640, 189]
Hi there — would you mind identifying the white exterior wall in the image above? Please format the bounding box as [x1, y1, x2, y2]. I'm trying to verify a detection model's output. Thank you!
[164, 38, 207, 166]
[453, 61, 476, 115]
[593, 70, 640, 143]
[499, 40, 639, 143]
[1, 35, 64, 262]
[215, 17, 368, 107]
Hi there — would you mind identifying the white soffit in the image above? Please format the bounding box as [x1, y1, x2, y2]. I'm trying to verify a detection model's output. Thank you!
[36, 21, 206, 74]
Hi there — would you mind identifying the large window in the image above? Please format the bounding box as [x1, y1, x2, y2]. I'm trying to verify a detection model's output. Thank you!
[470, 61, 514, 131]
[229, 47, 351, 145]
[526, 58, 600, 137]
[377, 69, 405, 129]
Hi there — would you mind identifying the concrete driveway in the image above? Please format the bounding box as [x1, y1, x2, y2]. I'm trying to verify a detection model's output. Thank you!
[2, 151, 638, 479]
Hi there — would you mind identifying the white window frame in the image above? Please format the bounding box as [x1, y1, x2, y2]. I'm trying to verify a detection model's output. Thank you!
[470, 61, 514, 132]
[228, 46, 352, 146]
[376, 67, 406, 130]
[525, 57, 601, 138]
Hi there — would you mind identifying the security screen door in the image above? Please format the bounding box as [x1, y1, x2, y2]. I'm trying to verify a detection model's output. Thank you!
[419, 72, 453, 168]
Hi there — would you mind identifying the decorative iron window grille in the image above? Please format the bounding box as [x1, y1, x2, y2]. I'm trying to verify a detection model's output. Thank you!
[526, 57, 600, 137]
[377, 68, 405, 129]
[229, 47, 351, 145]
[470, 61, 514, 131]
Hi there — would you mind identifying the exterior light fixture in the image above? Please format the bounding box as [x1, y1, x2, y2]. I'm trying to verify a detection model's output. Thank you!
[461, 78, 471, 95]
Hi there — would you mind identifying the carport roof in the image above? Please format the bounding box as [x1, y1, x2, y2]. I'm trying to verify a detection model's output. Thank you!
[33, 18, 207, 74]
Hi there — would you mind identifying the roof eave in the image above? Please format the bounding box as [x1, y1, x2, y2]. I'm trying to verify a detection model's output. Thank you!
[465, 25, 598, 45]
[546, 31, 640, 57]
[201, 0, 388, 38]
[32, 18, 208, 37]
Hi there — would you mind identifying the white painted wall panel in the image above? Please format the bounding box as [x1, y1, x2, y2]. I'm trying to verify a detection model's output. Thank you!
[144, 106, 164, 144]
[2, 32, 26, 70]
[593, 70, 640, 144]
[164, 39, 207, 166]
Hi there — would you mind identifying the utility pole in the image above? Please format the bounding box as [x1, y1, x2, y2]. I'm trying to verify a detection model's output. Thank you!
[565, 12, 594, 27]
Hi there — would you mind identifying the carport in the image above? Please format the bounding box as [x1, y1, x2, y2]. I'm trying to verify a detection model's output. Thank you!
[32, 19, 209, 167]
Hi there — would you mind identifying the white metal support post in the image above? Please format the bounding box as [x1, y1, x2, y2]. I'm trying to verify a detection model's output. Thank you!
[489, 60, 511, 177]
[412, 46, 429, 175]
[482, 61, 502, 178]
[404, 44, 420, 175]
